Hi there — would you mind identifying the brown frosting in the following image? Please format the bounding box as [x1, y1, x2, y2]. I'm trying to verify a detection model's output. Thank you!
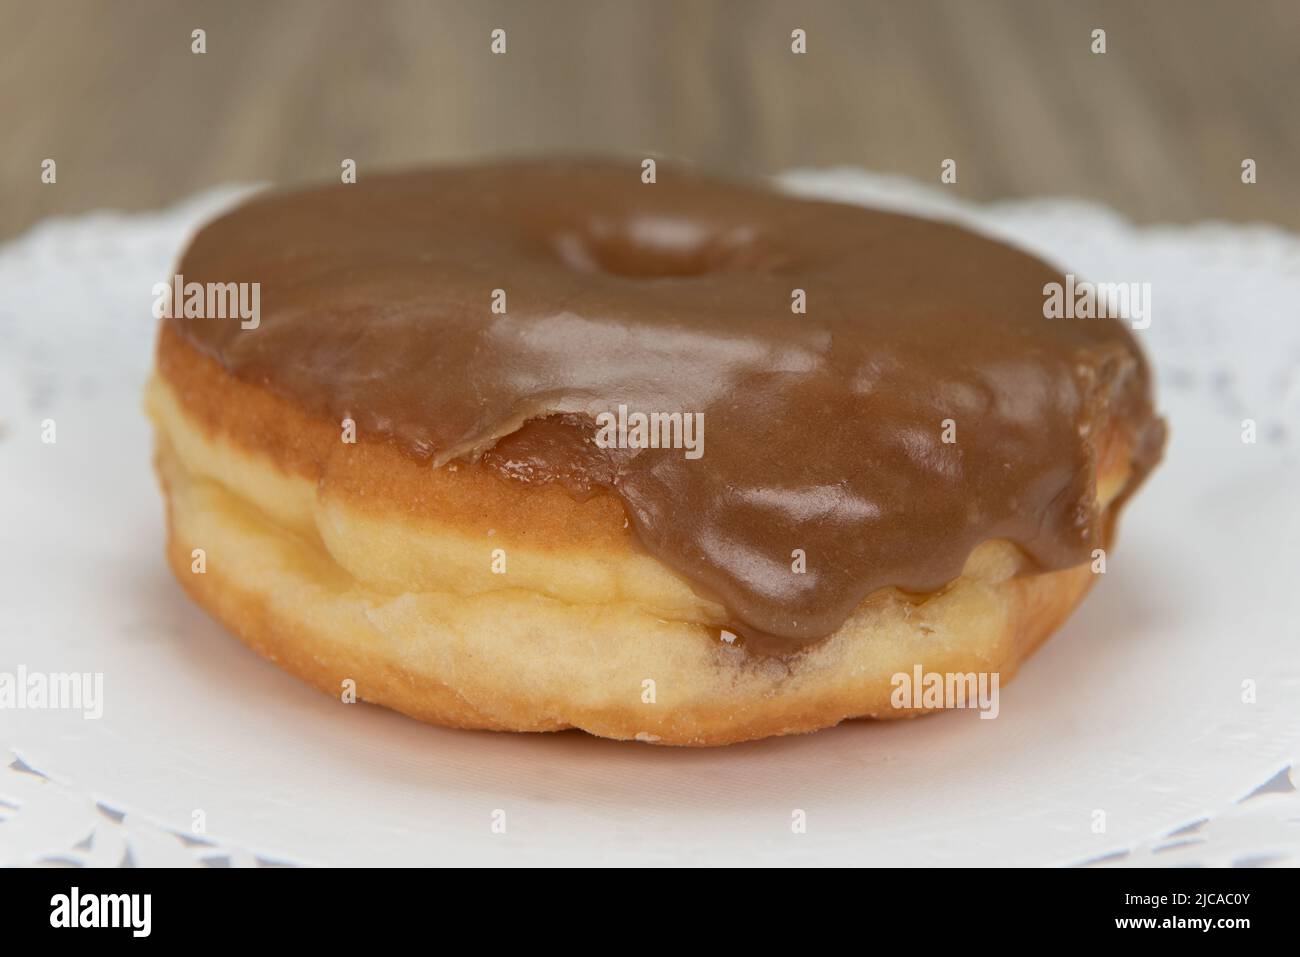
[169, 159, 1165, 653]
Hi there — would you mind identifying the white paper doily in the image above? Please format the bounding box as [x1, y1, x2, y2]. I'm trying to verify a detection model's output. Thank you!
[1, 172, 1298, 867]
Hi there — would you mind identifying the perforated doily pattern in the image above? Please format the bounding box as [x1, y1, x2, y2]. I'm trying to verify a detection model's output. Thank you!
[2, 175, 1297, 867]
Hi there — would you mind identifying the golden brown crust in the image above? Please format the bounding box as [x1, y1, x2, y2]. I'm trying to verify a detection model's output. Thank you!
[156, 322, 632, 550]
[149, 324, 1136, 745]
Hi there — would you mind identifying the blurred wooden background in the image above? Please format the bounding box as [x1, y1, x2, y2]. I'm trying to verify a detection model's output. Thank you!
[2, 0, 1298, 241]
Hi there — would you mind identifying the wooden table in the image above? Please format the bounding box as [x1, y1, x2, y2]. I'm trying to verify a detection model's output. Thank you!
[3, 0, 1297, 240]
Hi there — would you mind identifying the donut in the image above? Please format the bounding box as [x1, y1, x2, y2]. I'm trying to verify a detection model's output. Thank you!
[146, 159, 1165, 745]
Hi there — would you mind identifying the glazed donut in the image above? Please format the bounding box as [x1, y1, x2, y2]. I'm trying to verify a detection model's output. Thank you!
[146, 160, 1164, 745]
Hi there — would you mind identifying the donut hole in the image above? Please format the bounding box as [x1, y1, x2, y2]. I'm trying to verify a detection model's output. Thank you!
[552, 217, 761, 279]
